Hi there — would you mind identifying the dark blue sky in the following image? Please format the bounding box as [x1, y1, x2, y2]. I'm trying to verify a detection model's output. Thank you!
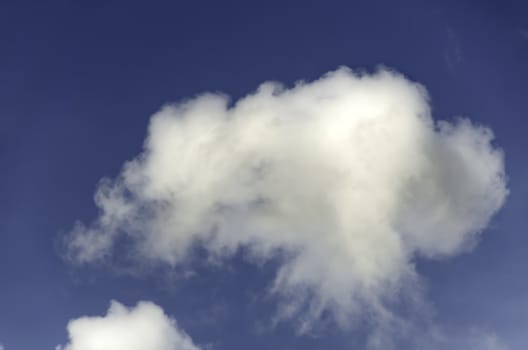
[1, 0, 527, 349]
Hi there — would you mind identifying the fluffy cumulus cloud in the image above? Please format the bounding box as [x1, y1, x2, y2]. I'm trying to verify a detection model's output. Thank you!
[65, 68, 507, 332]
[56, 301, 200, 350]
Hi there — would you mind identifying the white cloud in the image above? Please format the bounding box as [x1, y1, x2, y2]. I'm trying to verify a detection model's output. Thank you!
[0, 342, 4, 350]
[56, 300, 200, 350]
[65, 67, 507, 334]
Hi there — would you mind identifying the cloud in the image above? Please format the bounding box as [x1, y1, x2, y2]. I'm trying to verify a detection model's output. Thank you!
[431, 327, 509, 350]
[468, 330, 508, 350]
[56, 300, 200, 350]
[0, 342, 4, 350]
[65, 67, 507, 334]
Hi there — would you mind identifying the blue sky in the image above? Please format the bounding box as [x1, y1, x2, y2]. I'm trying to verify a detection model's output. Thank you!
[1, 1, 527, 349]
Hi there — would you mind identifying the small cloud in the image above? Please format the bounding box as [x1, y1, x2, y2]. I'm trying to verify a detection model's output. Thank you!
[56, 300, 201, 350]
[449, 327, 509, 350]
[466, 328, 508, 350]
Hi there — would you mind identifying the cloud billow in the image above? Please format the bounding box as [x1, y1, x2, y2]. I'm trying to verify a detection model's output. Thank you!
[56, 301, 200, 350]
[65, 67, 507, 333]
